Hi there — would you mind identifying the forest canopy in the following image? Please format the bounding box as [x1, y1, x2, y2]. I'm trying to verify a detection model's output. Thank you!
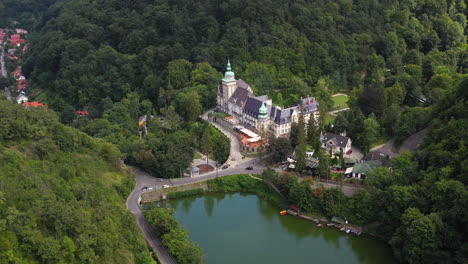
[0, 100, 153, 263]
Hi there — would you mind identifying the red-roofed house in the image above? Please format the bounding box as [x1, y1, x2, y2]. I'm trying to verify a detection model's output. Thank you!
[23, 101, 48, 108]
[22, 44, 29, 54]
[11, 39, 25, 46]
[17, 79, 27, 91]
[16, 29, 28, 34]
[11, 34, 20, 40]
[14, 67, 23, 80]
[76, 111, 89, 116]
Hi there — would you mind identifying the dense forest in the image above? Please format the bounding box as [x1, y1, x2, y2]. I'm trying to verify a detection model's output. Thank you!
[264, 73, 467, 263]
[0, 0, 467, 263]
[0, 101, 154, 263]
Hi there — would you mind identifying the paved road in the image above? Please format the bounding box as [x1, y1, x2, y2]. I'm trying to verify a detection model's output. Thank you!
[126, 167, 177, 264]
[328, 107, 350, 115]
[201, 110, 251, 168]
[370, 138, 398, 158]
[1, 42, 12, 102]
[399, 129, 427, 153]
[1, 45, 7, 78]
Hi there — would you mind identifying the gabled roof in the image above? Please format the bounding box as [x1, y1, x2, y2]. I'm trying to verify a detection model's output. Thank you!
[363, 150, 393, 167]
[323, 133, 350, 148]
[244, 96, 264, 118]
[270, 106, 294, 125]
[296, 97, 319, 113]
[236, 79, 250, 90]
[352, 160, 382, 174]
[228, 87, 251, 108]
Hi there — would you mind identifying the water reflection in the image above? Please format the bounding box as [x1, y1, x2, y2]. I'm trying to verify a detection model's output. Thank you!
[204, 195, 215, 216]
[168, 193, 395, 264]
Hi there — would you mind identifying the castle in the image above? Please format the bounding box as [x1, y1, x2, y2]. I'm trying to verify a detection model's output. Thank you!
[216, 61, 320, 138]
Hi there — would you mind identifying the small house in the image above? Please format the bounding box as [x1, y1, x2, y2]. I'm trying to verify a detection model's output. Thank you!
[345, 160, 382, 179]
[190, 167, 200, 177]
[16, 94, 28, 104]
[320, 132, 352, 155]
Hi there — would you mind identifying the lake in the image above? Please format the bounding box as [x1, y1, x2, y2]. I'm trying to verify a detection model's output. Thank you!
[167, 192, 396, 264]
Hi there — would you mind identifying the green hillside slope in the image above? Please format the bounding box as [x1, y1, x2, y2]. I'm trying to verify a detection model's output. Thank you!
[0, 100, 152, 264]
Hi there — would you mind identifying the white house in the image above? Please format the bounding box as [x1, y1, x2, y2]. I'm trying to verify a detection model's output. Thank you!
[16, 93, 28, 104]
[321, 132, 352, 155]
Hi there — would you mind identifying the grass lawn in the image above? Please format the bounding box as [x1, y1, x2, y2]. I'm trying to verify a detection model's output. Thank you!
[193, 152, 203, 159]
[324, 114, 336, 125]
[211, 112, 229, 118]
[332, 95, 349, 110]
[369, 135, 391, 149]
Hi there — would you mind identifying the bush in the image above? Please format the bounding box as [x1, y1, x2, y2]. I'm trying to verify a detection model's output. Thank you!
[167, 188, 204, 199]
[208, 174, 285, 207]
[144, 208, 203, 264]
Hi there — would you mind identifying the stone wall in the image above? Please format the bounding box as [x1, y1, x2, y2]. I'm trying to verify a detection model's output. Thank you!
[140, 181, 209, 203]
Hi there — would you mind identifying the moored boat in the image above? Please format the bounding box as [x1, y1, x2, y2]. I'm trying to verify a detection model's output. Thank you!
[317, 224, 323, 227]
[327, 223, 335, 227]
[280, 210, 287, 215]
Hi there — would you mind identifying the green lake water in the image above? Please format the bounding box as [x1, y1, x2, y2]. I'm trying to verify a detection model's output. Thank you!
[167, 192, 396, 264]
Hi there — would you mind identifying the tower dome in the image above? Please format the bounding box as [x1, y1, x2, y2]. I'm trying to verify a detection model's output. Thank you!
[258, 102, 268, 119]
[223, 59, 235, 81]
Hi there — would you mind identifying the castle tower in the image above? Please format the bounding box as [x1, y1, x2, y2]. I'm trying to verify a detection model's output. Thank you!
[258, 102, 269, 132]
[222, 60, 237, 100]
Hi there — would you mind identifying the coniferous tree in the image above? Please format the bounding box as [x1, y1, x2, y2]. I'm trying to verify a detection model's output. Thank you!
[295, 112, 307, 172]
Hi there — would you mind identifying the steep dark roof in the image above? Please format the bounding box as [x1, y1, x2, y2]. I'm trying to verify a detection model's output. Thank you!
[323, 133, 350, 148]
[236, 79, 250, 90]
[228, 87, 251, 108]
[296, 97, 319, 113]
[363, 150, 393, 167]
[270, 106, 294, 125]
[244, 97, 264, 118]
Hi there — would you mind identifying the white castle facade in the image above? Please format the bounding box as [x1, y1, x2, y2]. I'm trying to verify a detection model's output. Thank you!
[216, 61, 320, 138]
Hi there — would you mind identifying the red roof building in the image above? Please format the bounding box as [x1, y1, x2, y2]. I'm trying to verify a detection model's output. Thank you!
[16, 29, 28, 34]
[14, 67, 23, 80]
[11, 34, 20, 40]
[22, 44, 29, 54]
[11, 39, 26, 46]
[76, 111, 89, 116]
[23, 101, 48, 108]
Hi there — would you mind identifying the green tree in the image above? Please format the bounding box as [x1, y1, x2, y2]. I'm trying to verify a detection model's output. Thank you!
[167, 59, 193, 90]
[295, 113, 307, 172]
[267, 137, 292, 163]
[390, 208, 443, 264]
[200, 127, 213, 165]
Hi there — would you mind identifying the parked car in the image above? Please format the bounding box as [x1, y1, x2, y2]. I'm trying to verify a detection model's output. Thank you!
[141, 186, 148, 190]
[246, 166, 253, 170]
[346, 149, 353, 155]
[222, 164, 229, 170]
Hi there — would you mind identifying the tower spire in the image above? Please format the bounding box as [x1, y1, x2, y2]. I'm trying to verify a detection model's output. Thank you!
[223, 59, 235, 81]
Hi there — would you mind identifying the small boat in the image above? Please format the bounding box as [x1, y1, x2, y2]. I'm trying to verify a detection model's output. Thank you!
[314, 219, 320, 224]
[327, 223, 335, 227]
[279, 210, 287, 216]
[346, 229, 351, 234]
[340, 227, 346, 231]
[317, 224, 323, 227]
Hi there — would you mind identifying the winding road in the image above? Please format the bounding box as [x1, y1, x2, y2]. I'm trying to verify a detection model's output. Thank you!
[126, 110, 357, 263]
[126, 160, 265, 264]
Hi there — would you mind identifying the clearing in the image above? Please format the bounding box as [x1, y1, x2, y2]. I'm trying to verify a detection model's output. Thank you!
[331, 94, 349, 110]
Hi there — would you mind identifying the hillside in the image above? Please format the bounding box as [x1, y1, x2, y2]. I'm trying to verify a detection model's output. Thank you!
[0, 100, 154, 263]
[0, 0, 467, 263]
